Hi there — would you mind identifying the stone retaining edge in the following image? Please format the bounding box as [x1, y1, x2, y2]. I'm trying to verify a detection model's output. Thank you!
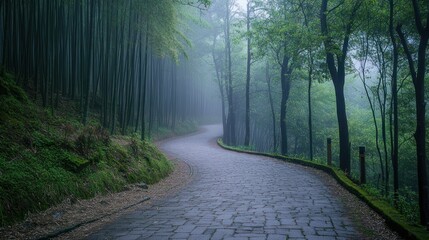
[217, 138, 429, 240]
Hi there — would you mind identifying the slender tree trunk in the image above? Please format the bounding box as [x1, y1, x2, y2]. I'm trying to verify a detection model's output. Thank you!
[396, 2, 429, 224]
[320, 0, 355, 174]
[1, 0, 7, 66]
[134, 29, 143, 132]
[140, 33, 149, 140]
[363, 76, 385, 188]
[211, 34, 227, 134]
[388, 0, 399, 206]
[307, 54, 313, 160]
[266, 61, 277, 152]
[244, 0, 251, 147]
[83, 0, 94, 125]
[280, 54, 291, 155]
[171, 63, 177, 130]
[333, 81, 350, 172]
[224, 0, 236, 145]
[374, 40, 389, 195]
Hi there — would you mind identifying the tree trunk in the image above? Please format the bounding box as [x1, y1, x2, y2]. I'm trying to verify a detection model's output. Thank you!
[244, 0, 251, 147]
[396, 3, 429, 224]
[212, 34, 227, 135]
[374, 40, 389, 195]
[333, 81, 350, 173]
[280, 55, 291, 155]
[266, 61, 277, 152]
[320, 0, 353, 174]
[388, 0, 399, 206]
[224, 0, 236, 146]
[141, 33, 149, 140]
[360, 46, 385, 188]
[307, 55, 313, 160]
[83, 0, 94, 125]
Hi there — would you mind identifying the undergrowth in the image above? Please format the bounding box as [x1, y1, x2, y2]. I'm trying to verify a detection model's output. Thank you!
[149, 120, 198, 141]
[0, 71, 173, 227]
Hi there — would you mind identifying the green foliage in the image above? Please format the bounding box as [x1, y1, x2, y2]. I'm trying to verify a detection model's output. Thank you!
[135, 0, 189, 60]
[396, 187, 420, 224]
[60, 150, 90, 173]
[361, 184, 420, 225]
[125, 138, 173, 184]
[0, 72, 28, 103]
[235, 145, 255, 152]
[75, 125, 110, 160]
[0, 154, 81, 225]
[0, 71, 173, 227]
[85, 168, 125, 194]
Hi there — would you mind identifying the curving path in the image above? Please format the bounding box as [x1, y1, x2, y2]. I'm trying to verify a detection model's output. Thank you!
[88, 125, 361, 240]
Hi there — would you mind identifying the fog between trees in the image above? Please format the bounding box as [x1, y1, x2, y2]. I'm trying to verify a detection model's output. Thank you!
[1, 0, 429, 228]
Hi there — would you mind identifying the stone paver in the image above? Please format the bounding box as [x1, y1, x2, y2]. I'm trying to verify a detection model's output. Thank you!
[88, 125, 360, 240]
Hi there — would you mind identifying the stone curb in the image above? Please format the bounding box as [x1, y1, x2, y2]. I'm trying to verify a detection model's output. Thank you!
[217, 138, 429, 240]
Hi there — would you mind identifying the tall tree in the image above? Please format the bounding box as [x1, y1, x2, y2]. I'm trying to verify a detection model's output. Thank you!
[207, 0, 228, 142]
[396, 0, 429, 227]
[252, 0, 300, 155]
[244, 0, 252, 147]
[82, 0, 95, 125]
[320, 0, 362, 174]
[355, 31, 385, 189]
[297, 0, 321, 161]
[265, 61, 277, 152]
[388, 0, 399, 206]
[224, 0, 236, 145]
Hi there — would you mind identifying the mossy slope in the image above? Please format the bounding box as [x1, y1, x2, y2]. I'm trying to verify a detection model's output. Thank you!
[0, 72, 172, 227]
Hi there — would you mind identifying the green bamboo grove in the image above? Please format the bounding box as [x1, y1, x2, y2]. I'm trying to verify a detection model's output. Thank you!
[2, 0, 429, 232]
[0, 0, 214, 139]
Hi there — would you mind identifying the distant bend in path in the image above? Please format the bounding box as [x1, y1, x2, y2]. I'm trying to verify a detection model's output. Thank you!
[89, 125, 363, 240]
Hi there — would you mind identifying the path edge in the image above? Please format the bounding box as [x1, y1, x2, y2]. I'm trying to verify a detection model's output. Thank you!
[33, 197, 151, 240]
[217, 138, 429, 240]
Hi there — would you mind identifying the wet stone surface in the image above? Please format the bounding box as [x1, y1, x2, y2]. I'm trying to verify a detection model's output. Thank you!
[88, 125, 361, 240]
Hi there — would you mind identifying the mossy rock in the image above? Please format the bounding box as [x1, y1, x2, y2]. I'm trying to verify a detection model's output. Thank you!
[61, 153, 90, 172]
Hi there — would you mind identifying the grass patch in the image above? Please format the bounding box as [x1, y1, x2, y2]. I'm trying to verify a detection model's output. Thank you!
[217, 138, 429, 240]
[0, 71, 173, 227]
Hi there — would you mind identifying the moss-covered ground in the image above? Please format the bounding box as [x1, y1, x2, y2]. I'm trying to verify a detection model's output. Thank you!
[0, 71, 173, 227]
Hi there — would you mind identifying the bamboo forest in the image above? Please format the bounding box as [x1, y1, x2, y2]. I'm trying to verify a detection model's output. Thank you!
[1, 0, 429, 239]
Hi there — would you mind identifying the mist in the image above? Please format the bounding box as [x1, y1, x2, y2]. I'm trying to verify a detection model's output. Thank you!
[1, 0, 429, 231]
[188, 0, 428, 226]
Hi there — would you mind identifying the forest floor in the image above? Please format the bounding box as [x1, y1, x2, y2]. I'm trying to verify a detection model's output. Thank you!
[0, 156, 193, 240]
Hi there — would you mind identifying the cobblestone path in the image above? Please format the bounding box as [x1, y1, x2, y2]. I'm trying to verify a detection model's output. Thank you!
[89, 125, 361, 240]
